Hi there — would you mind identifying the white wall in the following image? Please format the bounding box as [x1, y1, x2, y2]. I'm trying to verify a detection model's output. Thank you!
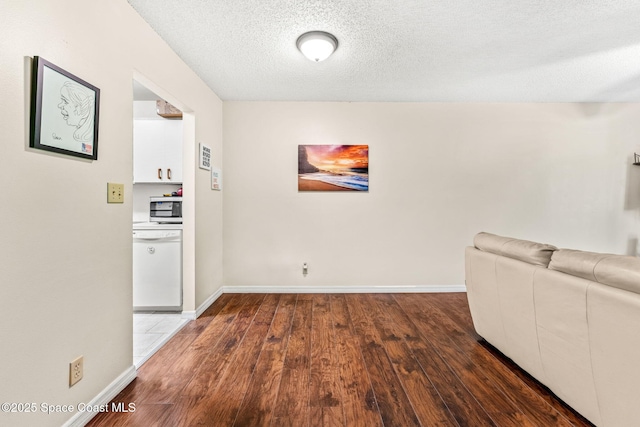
[195, 104, 224, 306]
[0, 1, 222, 426]
[223, 102, 640, 289]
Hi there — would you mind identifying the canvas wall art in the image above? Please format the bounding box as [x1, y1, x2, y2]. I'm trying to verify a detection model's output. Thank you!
[298, 145, 369, 191]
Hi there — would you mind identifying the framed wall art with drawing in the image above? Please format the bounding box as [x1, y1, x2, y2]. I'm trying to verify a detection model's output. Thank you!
[30, 56, 100, 160]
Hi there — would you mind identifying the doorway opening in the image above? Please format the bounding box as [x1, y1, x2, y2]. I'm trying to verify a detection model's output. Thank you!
[131, 78, 190, 367]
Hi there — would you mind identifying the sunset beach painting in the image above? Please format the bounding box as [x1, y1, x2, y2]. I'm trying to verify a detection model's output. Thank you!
[298, 145, 369, 191]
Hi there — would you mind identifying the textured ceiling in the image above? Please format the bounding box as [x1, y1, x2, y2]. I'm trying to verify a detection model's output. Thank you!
[127, 0, 640, 102]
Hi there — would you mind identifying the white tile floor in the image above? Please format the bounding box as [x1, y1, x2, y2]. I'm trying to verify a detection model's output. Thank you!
[133, 312, 189, 368]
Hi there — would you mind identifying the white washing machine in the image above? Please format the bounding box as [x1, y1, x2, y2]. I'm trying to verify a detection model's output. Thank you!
[132, 228, 182, 311]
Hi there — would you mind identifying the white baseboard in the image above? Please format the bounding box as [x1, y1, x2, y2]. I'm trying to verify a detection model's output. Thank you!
[195, 287, 224, 317]
[222, 284, 466, 294]
[181, 310, 197, 320]
[134, 318, 190, 369]
[180, 287, 224, 320]
[62, 365, 137, 427]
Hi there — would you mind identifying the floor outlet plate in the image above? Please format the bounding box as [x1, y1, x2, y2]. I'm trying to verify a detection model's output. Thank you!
[69, 356, 83, 386]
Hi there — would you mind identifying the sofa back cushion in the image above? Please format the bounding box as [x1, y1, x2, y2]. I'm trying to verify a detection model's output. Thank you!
[548, 249, 610, 282]
[594, 255, 640, 294]
[473, 232, 557, 267]
[549, 249, 640, 294]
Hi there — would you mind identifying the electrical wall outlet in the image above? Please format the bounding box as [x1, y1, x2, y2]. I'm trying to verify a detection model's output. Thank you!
[69, 356, 83, 386]
[107, 183, 124, 203]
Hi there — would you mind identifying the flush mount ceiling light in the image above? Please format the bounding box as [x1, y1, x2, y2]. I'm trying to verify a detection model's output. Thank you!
[296, 31, 338, 62]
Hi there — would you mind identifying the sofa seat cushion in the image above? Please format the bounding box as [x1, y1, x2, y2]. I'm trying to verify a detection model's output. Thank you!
[550, 249, 640, 294]
[473, 232, 557, 267]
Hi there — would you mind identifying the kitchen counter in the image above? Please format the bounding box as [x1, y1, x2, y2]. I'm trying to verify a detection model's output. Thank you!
[133, 221, 183, 230]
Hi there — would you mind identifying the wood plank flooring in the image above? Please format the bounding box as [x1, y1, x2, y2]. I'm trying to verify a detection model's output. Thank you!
[87, 293, 594, 426]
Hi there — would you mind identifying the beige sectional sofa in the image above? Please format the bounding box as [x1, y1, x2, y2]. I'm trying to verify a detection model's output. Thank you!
[465, 232, 640, 427]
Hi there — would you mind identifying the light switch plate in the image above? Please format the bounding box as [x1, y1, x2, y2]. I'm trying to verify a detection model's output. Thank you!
[107, 183, 124, 203]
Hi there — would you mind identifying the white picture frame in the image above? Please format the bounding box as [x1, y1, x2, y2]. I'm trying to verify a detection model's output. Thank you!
[199, 143, 211, 170]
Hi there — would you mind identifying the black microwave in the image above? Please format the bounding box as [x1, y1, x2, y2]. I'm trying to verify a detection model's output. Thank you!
[149, 196, 182, 223]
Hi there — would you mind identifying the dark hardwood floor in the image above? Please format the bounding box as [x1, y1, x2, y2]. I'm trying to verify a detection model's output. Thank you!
[87, 293, 593, 426]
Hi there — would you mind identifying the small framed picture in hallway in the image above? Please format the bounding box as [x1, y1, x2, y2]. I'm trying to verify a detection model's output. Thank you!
[30, 56, 100, 160]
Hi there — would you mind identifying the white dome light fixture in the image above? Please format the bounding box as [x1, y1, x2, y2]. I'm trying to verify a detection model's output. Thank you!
[296, 31, 338, 62]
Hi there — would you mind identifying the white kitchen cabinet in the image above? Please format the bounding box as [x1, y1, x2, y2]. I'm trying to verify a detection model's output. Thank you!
[133, 119, 183, 183]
